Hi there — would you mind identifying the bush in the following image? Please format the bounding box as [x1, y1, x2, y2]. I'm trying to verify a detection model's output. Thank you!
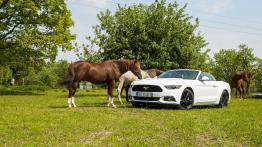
[0, 66, 12, 85]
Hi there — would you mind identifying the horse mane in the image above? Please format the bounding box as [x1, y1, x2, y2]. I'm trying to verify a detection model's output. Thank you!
[146, 68, 164, 77]
[112, 59, 135, 74]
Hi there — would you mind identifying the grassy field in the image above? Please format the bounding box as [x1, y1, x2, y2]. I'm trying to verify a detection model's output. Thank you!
[0, 88, 261, 146]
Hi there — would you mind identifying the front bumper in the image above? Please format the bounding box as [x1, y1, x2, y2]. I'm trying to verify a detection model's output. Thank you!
[130, 84, 184, 105]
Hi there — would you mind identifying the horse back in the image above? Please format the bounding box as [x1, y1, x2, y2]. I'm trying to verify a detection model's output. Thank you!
[72, 60, 121, 83]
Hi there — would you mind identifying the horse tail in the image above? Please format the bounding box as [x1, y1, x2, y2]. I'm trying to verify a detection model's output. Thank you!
[59, 64, 75, 86]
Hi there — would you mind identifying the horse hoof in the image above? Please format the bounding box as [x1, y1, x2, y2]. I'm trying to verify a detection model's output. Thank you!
[73, 105, 77, 108]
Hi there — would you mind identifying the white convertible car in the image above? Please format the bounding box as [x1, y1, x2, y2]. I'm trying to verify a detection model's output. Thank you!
[129, 69, 231, 109]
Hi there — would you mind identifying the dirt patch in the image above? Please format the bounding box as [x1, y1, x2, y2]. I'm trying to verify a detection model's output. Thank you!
[80, 130, 113, 144]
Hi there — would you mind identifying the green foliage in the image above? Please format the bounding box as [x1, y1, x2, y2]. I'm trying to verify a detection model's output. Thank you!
[253, 59, 262, 92]
[75, 44, 103, 63]
[0, 65, 12, 84]
[24, 60, 68, 87]
[0, 0, 75, 74]
[87, 0, 208, 70]
[211, 44, 257, 83]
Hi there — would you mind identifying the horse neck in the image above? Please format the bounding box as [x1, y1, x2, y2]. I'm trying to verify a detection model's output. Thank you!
[156, 70, 164, 76]
[113, 60, 130, 74]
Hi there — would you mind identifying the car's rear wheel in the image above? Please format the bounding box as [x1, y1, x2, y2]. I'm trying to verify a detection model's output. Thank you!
[178, 88, 194, 110]
[218, 90, 229, 108]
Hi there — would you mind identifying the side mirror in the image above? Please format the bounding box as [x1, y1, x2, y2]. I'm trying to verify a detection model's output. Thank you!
[200, 76, 209, 81]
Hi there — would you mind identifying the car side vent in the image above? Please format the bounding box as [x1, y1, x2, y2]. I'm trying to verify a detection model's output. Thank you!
[132, 85, 163, 92]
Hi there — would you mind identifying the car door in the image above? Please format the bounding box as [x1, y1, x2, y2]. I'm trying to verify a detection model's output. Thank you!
[194, 72, 217, 103]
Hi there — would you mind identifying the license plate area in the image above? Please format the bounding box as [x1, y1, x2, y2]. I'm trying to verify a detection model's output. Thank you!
[136, 92, 153, 97]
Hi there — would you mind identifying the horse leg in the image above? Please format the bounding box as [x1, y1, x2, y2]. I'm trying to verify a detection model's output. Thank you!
[71, 82, 79, 108]
[107, 80, 116, 108]
[117, 79, 125, 105]
[239, 87, 243, 99]
[235, 88, 238, 98]
[67, 88, 73, 108]
[243, 85, 247, 99]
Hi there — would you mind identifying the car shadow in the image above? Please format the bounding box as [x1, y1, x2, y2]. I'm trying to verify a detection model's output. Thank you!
[48, 103, 220, 110]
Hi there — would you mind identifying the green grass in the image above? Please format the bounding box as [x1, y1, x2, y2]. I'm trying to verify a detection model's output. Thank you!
[0, 89, 261, 146]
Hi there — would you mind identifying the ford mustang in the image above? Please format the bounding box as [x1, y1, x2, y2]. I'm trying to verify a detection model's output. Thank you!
[129, 69, 231, 109]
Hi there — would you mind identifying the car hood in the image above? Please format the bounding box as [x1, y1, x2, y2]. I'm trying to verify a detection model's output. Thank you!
[132, 78, 194, 85]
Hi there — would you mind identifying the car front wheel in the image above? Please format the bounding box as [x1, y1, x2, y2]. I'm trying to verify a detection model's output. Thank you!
[218, 90, 229, 108]
[178, 88, 194, 110]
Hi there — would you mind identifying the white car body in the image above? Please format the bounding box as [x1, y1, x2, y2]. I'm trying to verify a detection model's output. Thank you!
[130, 69, 231, 107]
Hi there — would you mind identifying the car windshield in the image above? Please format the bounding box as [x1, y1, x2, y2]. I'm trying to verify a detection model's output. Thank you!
[158, 70, 199, 80]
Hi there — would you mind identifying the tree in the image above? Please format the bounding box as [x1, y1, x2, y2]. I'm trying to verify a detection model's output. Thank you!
[75, 44, 103, 63]
[0, 0, 75, 75]
[0, 65, 12, 84]
[211, 44, 257, 83]
[253, 59, 262, 92]
[24, 60, 68, 87]
[87, 0, 208, 70]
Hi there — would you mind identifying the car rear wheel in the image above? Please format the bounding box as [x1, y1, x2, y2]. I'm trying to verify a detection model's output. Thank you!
[218, 90, 229, 108]
[178, 88, 194, 110]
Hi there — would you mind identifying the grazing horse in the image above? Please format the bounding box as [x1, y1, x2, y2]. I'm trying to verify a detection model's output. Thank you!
[60, 59, 142, 108]
[231, 71, 252, 99]
[117, 69, 164, 103]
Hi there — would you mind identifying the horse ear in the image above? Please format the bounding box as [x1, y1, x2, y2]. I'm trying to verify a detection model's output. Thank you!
[134, 60, 142, 67]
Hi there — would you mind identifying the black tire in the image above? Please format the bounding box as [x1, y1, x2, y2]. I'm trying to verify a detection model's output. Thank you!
[178, 88, 194, 110]
[131, 102, 146, 108]
[218, 90, 229, 108]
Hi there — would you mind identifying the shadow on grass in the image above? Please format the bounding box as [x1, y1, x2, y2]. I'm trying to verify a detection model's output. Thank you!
[48, 105, 68, 108]
[48, 103, 221, 110]
[124, 103, 220, 110]
[56, 93, 107, 98]
[0, 90, 45, 95]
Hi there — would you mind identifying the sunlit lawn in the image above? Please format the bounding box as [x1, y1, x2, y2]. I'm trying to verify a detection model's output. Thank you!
[0, 88, 261, 146]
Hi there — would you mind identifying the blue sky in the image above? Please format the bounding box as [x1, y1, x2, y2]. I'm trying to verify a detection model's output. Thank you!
[57, 0, 262, 61]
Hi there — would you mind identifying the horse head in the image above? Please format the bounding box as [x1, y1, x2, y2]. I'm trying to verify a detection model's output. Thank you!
[130, 60, 142, 79]
[242, 72, 251, 81]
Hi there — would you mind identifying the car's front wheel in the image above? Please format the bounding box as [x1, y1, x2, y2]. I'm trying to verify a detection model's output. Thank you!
[178, 88, 194, 110]
[131, 102, 146, 108]
[218, 90, 229, 108]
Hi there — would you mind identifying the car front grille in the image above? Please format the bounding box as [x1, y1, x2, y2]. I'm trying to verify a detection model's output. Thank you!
[132, 85, 162, 92]
[133, 96, 160, 101]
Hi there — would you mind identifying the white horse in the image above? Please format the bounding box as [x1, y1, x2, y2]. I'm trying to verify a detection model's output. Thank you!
[117, 69, 163, 104]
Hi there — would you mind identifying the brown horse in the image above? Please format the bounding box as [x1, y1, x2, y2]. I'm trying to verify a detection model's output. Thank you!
[231, 71, 252, 99]
[60, 59, 142, 108]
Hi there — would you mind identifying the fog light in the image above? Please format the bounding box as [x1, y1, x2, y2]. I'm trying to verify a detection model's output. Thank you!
[164, 96, 176, 101]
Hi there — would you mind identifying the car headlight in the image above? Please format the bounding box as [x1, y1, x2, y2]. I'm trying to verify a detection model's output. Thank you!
[164, 85, 182, 89]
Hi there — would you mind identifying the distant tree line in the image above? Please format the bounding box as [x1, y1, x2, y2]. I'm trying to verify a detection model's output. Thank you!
[0, 0, 261, 91]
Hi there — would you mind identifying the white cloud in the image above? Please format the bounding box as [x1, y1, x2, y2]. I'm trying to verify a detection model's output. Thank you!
[186, 0, 233, 14]
[67, 0, 109, 8]
[206, 0, 232, 14]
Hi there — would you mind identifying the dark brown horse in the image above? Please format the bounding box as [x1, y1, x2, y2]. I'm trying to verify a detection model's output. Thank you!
[231, 71, 252, 99]
[60, 59, 142, 108]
